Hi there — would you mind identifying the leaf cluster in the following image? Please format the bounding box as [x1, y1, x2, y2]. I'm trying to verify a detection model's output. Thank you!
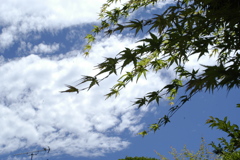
[156, 137, 221, 160]
[75, 0, 240, 134]
[207, 115, 240, 156]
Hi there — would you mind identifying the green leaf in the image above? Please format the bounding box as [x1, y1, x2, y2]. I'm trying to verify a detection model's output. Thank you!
[137, 130, 148, 137]
[149, 123, 159, 132]
[136, 66, 148, 82]
[125, 19, 144, 35]
[78, 76, 99, 90]
[96, 57, 118, 76]
[118, 48, 138, 71]
[85, 34, 95, 43]
[105, 88, 120, 99]
[84, 44, 92, 51]
[145, 91, 161, 105]
[134, 97, 147, 109]
[92, 25, 100, 33]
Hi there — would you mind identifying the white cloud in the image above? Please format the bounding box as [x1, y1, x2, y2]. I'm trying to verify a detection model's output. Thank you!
[0, 0, 212, 159]
[0, 35, 167, 158]
[32, 43, 59, 54]
[0, 0, 107, 50]
[0, 0, 173, 51]
[18, 42, 60, 55]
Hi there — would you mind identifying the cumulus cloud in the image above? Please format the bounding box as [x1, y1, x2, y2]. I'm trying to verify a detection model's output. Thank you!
[18, 42, 60, 55]
[0, 35, 167, 158]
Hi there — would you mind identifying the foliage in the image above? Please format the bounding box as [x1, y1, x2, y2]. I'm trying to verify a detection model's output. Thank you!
[60, 85, 79, 94]
[118, 138, 221, 160]
[207, 116, 240, 154]
[155, 137, 221, 160]
[118, 156, 158, 160]
[67, 0, 240, 134]
[206, 113, 240, 159]
[221, 151, 240, 160]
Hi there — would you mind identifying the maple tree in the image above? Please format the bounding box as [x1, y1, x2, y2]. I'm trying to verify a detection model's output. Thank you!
[63, 0, 240, 144]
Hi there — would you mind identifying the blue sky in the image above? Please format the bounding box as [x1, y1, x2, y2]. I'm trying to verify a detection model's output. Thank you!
[0, 0, 239, 160]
